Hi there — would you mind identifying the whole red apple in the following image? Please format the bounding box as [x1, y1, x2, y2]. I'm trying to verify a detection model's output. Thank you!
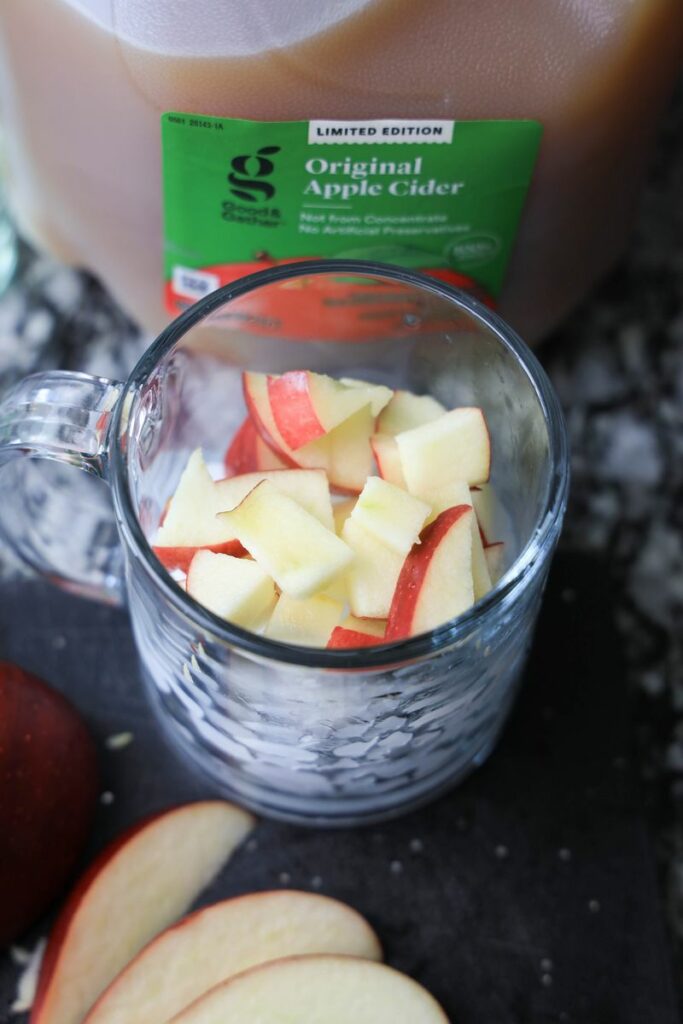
[0, 662, 99, 946]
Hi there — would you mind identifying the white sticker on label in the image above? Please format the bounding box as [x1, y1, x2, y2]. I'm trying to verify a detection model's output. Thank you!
[308, 120, 455, 145]
[172, 266, 220, 300]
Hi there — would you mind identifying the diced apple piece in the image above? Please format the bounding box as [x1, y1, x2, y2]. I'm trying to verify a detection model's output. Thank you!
[186, 551, 276, 628]
[377, 389, 446, 435]
[484, 541, 506, 584]
[396, 407, 491, 494]
[371, 433, 407, 489]
[351, 477, 430, 555]
[328, 616, 387, 649]
[386, 506, 475, 640]
[417, 481, 492, 602]
[268, 370, 391, 449]
[342, 518, 404, 620]
[170, 955, 449, 1024]
[219, 480, 352, 599]
[224, 417, 287, 475]
[84, 891, 382, 1024]
[154, 450, 245, 569]
[215, 469, 334, 532]
[243, 372, 373, 493]
[333, 498, 356, 536]
[339, 376, 395, 416]
[265, 593, 344, 647]
[31, 802, 255, 1024]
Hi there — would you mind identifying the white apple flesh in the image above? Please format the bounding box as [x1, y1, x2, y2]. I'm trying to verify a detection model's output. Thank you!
[218, 480, 353, 599]
[396, 407, 491, 494]
[265, 593, 344, 647]
[351, 476, 430, 555]
[376, 389, 446, 435]
[186, 551, 276, 628]
[170, 954, 449, 1024]
[84, 891, 382, 1024]
[342, 518, 404, 620]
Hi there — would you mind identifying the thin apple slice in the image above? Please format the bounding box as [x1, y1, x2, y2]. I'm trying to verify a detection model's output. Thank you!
[386, 506, 475, 640]
[219, 480, 353, 599]
[328, 616, 387, 649]
[376, 389, 446, 435]
[351, 477, 430, 555]
[31, 802, 255, 1024]
[170, 954, 449, 1024]
[268, 370, 391, 449]
[186, 551, 276, 628]
[224, 417, 288, 475]
[265, 593, 344, 646]
[484, 541, 505, 584]
[371, 433, 407, 489]
[84, 891, 382, 1024]
[470, 482, 504, 546]
[339, 376, 395, 416]
[342, 518, 404, 619]
[396, 407, 491, 493]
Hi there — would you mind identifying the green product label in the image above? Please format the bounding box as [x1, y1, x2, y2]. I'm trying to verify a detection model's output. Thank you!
[161, 115, 542, 315]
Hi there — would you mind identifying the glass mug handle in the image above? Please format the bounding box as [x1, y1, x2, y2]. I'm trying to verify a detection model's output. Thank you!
[0, 370, 126, 604]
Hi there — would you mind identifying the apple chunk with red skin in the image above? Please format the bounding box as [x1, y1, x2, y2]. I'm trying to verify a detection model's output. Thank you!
[224, 416, 287, 475]
[84, 891, 382, 1024]
[170, 954, 449, 1024]
[0, 663, 99, 947]
[267, 370, 391, 450]
[31, 801, 254, 1024]
[396, 407, 491, 494]
[386, 505, 475, 640]
[328, 616, 387, 649]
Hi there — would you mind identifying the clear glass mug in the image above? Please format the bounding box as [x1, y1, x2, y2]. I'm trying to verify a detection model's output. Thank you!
[0, 261, 569, 826]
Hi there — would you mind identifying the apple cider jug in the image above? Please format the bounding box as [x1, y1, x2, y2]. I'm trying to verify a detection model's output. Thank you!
[0, 0, 681, 341]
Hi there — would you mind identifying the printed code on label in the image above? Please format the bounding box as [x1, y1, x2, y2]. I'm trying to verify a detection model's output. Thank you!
[172, 266, 220, 300]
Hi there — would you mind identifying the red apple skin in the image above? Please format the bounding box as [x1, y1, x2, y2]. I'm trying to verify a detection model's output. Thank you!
[223, 417, 287, 476]
[385, 505, 471, 641]
[0, 663, 99, 948]
[153, 540, 245, 574]
[242, 374, 298, 468]
[267, 371, 326, 450]
[327, 627, 385, 649]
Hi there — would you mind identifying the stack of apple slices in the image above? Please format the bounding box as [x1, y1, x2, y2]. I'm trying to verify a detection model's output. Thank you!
[153, 369, 506, 648]
[30, 802, 448, 1024]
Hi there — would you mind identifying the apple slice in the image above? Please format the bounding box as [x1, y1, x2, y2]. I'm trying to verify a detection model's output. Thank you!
[328, 616, 387, 649]
[371, 433, 407, 489]
[154, 450, 245, 571]
[396, 407, 491, 494]
[215, 469, 334, 532]
[218, 480, 353, 599]
[376, 389, 446, 435]
[186, 551, 277, 628]
[0, 663, 98, 947]
[31, 802, 255, 1024]
[170, 955, 449, 1024]
[342, 518, 404, 619]
[268, 370, 391, 449]
[243, 372, 374, 493]
[386, 506, 475, 640]
[418, 480, 491, 601]
[470, 483, 504, 546]
[484, 541, 506, 584]
[265, 593, 344, 646]
[351, 476, 430, 555]
[224, 417, 288, 475]
[84, 891, 382, 1024]
[339, 376, 395, 416]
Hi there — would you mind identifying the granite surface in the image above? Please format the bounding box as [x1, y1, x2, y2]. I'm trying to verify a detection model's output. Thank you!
[0, 81, 681, 1007]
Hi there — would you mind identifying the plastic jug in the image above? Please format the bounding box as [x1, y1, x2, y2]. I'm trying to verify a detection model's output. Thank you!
[0, 0, 680, 341]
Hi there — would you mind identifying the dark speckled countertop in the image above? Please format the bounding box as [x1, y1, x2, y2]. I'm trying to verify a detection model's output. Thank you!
[0, 82, 681, 1021]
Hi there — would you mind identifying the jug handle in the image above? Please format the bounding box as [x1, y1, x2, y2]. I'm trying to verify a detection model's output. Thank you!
[0, 371, 126, 604]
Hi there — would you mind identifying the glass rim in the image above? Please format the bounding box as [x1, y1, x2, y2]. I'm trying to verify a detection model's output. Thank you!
[110, 259, 570, 669]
